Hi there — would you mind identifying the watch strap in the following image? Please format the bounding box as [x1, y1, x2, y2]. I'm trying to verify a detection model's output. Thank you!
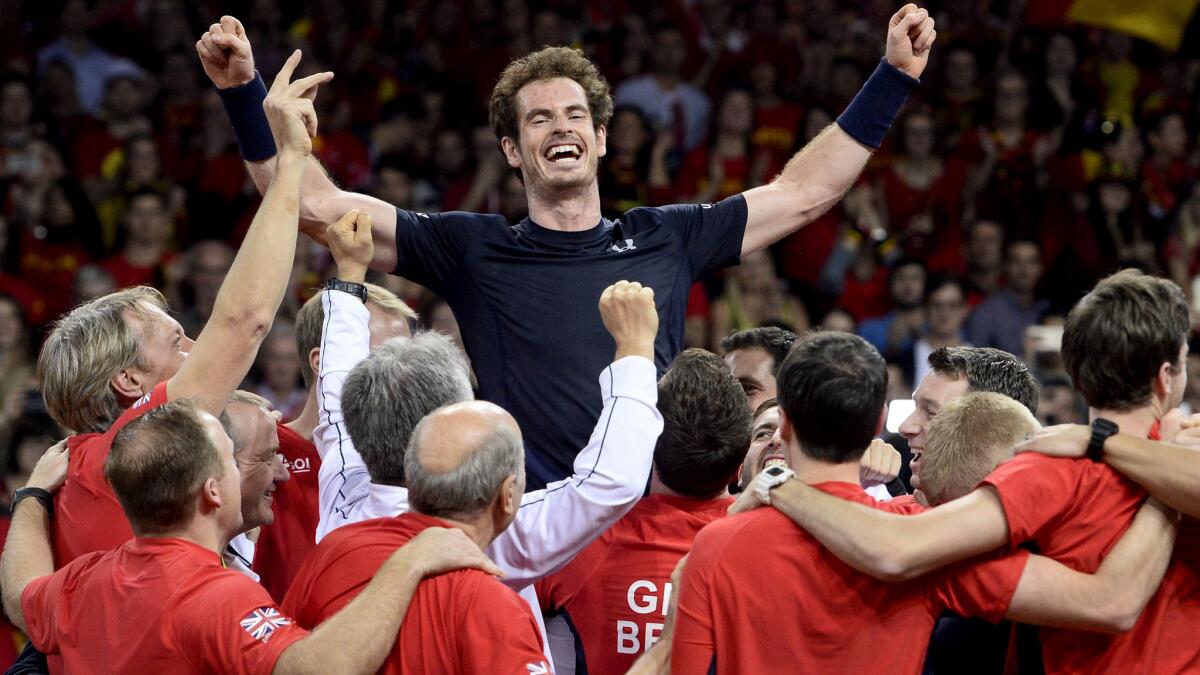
[11, 487, 53, 517]
[753, 466, 795, 505]
[326, 277, 367, 303]
[1087, 418, 1119, 462]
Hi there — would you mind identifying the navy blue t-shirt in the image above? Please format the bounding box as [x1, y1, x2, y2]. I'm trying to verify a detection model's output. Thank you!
[393, 196, 748, 489]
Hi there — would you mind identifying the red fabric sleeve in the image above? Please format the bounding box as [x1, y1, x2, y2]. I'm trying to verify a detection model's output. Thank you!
[670, 521, 731, 675]
[457, 577, 549, 674]
[980, 454, 1081, 548]
[929, 549, 1031, 623]
[171, 571, 309, 675]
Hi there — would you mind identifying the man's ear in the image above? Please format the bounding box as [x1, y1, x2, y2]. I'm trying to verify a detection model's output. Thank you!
[500, 137, 522, 169]
[1155, 360, 1177, 400]
[199, 476, 222, 514]
[596, 124, 607, 158]
[779, 409, 795, 443]
[876, 403, 888, 436]
[502, 474, 519, 515]
[110, 368, 147, 403]
[308, 347, 321, 381]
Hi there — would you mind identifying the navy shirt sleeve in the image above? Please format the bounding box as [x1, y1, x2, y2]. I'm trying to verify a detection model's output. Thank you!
[392, 209, 488, 295]
[653, 194, 748, 279]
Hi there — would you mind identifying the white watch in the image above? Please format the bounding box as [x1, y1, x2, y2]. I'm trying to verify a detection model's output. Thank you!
[753, 465, 795, 505]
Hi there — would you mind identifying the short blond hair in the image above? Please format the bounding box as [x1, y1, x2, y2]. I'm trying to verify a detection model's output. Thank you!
[229, 389, 271, 410]
[921, 392, 1039, 506]
[38, 286, 167, 434]
[293, 283, 418, 389]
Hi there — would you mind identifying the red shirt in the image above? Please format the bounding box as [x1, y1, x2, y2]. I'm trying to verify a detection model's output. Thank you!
[536, 493, 732, 675]
[22, 537, 307, 674]
[54, 382, 170, 566]
[282, 512, 549, 674]
[982, 453, 1200, 673]
[253, 424, 321, 602]
[671, 482, 1029, 674]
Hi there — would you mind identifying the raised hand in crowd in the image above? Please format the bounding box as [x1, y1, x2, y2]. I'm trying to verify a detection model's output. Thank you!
[264, 51, 332, 158]
[196, 15, 256, 89]
[326, 209, 375, 284]
[599, 281, 659, 362]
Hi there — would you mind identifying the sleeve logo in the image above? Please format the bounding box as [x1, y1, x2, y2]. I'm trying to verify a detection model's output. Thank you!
[240, 607, 291, 643]
[526, 662, 550, 674]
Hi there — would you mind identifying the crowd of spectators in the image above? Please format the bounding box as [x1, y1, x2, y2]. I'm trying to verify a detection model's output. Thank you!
[0, 0, 1199, 491]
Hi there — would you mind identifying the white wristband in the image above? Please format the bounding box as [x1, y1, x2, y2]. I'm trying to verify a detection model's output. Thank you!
[753, 466, 795, 505]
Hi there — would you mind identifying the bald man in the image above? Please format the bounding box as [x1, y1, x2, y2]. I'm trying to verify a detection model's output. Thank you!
[283, 401, 550, 674]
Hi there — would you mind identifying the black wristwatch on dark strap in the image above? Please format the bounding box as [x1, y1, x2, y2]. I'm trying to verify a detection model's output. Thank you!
[1087, 418, 1119, 462]
[325, 277, 367, 303]
[11, 487, 53, 517]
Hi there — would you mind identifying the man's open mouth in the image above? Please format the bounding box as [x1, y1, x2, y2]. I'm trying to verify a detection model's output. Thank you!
[544, 143, 582, 163]
[759, 453, 788, 472]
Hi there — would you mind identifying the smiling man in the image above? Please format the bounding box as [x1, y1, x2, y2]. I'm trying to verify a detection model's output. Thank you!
[199, 6, 936, 487]
[218, 391, 290, 579]
[902, 347, 1040, 504]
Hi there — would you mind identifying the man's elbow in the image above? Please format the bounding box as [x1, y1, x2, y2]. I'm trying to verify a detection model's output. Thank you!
[868, 547, 926, 583]
[1094, 594, 1144, 633]
[211, 308, 274, 345]
[771, 178, 844, 227]
[1, 588, 26, 635]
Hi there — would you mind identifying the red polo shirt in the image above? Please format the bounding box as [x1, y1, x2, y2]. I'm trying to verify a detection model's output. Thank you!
[253, 423, 321, 602]
[22, 537, 307, 674]
[671, 481, 1030, 674]
[282, 512, 549, 674]
[982, 453, 1200, 673]
[536, 493, 732, 675]
[54, 382, 170, 566]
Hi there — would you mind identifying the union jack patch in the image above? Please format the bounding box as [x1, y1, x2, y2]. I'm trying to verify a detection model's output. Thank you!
[240, 607, 291, 643]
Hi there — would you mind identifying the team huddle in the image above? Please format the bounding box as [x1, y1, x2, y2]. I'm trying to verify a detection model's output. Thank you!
[1, 4, 1198, 674]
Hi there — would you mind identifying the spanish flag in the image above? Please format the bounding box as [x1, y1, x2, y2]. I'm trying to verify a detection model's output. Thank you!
[1027, 0, 1200, 51]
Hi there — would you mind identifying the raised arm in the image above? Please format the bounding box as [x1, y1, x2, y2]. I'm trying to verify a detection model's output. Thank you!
[1005, 497, 1177, 633]
[743, 479, 1010, 581]
[311, 212, 376, 541]
[1016, 420, 1200, 519]
[197, 15, 399, 272]
[739, 4, 934, 255]
[168, 51, 325, 416]
[2, 440, 69, 633]
[272, 527, 500, 674]
[487, 281, 663, 587]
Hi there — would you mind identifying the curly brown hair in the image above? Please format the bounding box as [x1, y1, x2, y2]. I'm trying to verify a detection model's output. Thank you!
[488, 46, 614, 143]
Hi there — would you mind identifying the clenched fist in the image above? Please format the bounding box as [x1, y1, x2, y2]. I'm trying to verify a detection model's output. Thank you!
[885, 4, 936, 80]
[327, 210, 374, 283]
[196, 15, 256, 89]
[599, 281, 658, 362]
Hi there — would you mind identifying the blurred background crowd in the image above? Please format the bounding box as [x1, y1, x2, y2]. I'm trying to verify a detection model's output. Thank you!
[0, 0, 1199, 500]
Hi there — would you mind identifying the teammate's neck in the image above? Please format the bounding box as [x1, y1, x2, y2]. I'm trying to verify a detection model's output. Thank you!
[788, 450, 862, 488]
[525, 182, 602, 232]
[136, 518, 228, 557]
[430, 514, 496, 551]
[649, 467, 730, 500]
[1090, 404, 1165, 439]
[285, 387, 319, 441]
